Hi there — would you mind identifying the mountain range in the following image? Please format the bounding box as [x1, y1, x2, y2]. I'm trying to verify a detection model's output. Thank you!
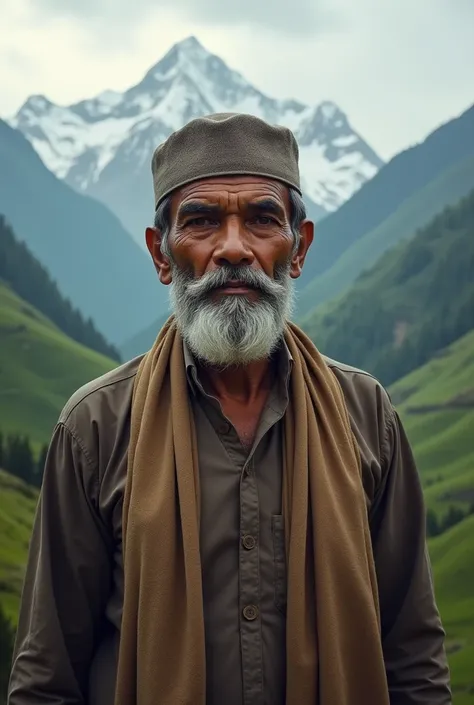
[296, 102, 474, 291]
[10, 36, 383, 248]
[296, 152, 474, 315]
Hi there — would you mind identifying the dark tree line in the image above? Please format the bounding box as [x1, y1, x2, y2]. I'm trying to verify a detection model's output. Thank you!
[0, 431, 47, 489]
[426, 503, 474, 539]
[0, 215, 121, 362]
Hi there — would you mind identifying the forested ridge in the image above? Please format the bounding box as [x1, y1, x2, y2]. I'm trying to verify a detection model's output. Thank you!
[302, 188, 474, 386]
[0, 216, 120, 361]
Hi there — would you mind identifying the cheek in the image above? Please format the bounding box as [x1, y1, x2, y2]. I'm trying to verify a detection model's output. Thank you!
[263, 237, 294, 271]
[171, 239, 211, 277]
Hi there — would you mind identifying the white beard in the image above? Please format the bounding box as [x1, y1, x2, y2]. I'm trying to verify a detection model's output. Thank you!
[169, 263, 295, 367]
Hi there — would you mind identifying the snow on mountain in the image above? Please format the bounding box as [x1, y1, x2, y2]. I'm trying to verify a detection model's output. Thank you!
[10, 36, 383, 247]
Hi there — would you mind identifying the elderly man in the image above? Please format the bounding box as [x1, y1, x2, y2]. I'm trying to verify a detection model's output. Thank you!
[8, 113, 451, 705]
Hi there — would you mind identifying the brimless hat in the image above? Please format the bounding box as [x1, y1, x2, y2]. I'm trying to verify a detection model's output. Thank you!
[151, 112, 301, 209]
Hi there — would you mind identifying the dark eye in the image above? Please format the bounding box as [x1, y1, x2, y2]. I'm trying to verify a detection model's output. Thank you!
[186, 217, 218, 227]
[252, 216, 277, 225]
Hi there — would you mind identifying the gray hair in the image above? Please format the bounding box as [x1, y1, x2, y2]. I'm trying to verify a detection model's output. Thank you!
[154, 186, 306, 260]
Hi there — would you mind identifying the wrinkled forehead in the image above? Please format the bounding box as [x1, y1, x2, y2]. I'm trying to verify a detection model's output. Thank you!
[170, 175, 291, 217]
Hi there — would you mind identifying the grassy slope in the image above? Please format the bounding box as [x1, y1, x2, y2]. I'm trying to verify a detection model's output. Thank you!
[391, 330, 474, 517]
[429, 517, 474, 704]
[0, 470, 38, 621]
[297, 154, 474, 316]
[0, 281, 115, 621]
[388, 331, 474, 702]
[0, 281, 116, 446]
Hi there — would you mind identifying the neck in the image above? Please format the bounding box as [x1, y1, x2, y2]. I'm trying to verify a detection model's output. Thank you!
[197, 356, 276, 405]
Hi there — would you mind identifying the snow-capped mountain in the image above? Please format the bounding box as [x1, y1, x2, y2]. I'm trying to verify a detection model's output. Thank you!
[11, 36, 383, 247]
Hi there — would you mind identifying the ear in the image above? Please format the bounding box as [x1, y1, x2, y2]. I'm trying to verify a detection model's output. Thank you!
[145, 227, 172, 285]
[289, 220, 314, 280]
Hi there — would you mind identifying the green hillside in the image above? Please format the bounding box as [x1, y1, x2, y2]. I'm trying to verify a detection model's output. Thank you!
[302, 188, 474, 387]
[391, 330, 474, 519]
[0, 471, 38, 622]
[297, 154, 474, 316]
[388, 332, 474, 702]
[0, 281, 116, 445]
[429, 517, 474, 704]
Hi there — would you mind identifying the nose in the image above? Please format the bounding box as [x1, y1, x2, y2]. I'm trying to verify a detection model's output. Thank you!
[212, 217, 255, 267]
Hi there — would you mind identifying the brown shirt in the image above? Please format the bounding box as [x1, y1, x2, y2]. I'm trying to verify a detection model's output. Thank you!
[8, 345, 451, 705]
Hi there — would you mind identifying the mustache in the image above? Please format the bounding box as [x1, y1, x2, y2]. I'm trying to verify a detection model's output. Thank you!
[183, 265, 289, 300]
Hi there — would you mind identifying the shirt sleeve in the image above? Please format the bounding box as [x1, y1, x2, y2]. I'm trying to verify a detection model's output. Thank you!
[370, 406, 452, 705]
[8, 422, 113, 704]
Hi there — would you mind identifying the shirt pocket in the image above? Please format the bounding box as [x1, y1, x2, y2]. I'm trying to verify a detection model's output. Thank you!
[271, 514, 287, 616]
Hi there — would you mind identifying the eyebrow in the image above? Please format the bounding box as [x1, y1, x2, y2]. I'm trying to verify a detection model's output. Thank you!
[176, 201, 222, 221]
[176, 197, 286, 221]
[247, 198, 285, 219]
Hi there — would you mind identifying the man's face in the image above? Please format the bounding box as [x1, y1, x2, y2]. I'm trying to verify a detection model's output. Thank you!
[147, 175, 313, 366]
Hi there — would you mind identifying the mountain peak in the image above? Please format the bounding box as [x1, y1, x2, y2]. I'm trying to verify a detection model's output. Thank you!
[18, 94, 54, 115]
[173, 34, 214, 68]
[316, 101, 345, 122]
[144, 36, 212, 84]
[175, 35, 205, 52]
[10, 40, 384, 242]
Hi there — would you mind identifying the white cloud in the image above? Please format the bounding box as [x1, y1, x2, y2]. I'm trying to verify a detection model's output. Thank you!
[0, 0, 473, 159]
[18, 0, 339, 35]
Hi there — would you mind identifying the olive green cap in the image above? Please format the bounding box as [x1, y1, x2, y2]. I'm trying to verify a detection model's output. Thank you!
[151, 112, 301, 208]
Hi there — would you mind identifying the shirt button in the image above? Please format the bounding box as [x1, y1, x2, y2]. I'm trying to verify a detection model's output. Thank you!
[243, 604, 259, 621]
[242, 535, 256, 550]
[218, 422, 231, 435]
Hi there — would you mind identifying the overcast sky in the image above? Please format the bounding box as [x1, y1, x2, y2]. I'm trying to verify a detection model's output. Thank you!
[1, 0, 473, 160]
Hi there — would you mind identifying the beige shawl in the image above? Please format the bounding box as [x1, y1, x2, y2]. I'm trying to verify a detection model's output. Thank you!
[114, 317, 389, 704]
